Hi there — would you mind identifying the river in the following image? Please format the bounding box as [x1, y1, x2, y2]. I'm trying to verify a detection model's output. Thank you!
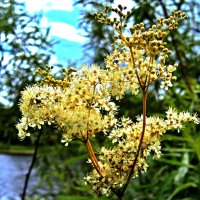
[0, 154, 53, 200]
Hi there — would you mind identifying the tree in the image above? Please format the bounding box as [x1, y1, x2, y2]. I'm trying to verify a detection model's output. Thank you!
[0, 0, 55, 143]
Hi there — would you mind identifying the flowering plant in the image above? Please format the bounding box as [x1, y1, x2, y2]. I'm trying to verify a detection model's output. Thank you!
[16, 4, 199, 199]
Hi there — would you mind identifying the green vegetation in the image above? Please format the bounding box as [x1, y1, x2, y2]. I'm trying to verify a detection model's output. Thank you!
[0, 0, 55, 144]
[0, 0, 199, 199]
[0, 143, 33, 155]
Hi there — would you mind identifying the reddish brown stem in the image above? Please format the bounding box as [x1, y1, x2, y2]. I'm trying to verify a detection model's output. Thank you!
[129, 47, 143, 88]
[85, 138, 102, 176]
[85, 138, 122, 199]
[120, 89, 147, 196]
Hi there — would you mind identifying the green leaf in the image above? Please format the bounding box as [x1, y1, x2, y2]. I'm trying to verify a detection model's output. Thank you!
[156, 171, 177, 199]
[174, 152, 189, 185]
[163, 147, 194, 153]
[64, 154, 87, 165]
[159, 158, 195, 169]
[167, 182, 197, 200]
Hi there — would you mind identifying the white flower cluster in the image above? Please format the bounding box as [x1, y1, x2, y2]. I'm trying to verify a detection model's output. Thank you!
[16, 66, 118, 145]
[84, 109, 199, 195]
[16, 4, 198, 199]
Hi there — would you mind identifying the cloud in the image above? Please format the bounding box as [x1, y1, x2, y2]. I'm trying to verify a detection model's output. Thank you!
[49, 54, 58, 65]
[39, 16, 87, 43]
[40, 16, 50, 28]
[50, 22, 87, 43]
[24, 0, 74, 13]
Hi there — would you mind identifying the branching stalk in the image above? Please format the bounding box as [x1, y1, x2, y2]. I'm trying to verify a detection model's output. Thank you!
[129, 47, 143, 88]
[85, 138, 122, 199]
[21, 132, 42, 200]
[120, 89, 147, 197]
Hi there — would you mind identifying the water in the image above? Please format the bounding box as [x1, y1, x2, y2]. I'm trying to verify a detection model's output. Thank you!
[0, 154, 38, 200]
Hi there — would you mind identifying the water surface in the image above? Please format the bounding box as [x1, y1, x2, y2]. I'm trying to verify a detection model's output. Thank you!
[0, 154, 36, 200]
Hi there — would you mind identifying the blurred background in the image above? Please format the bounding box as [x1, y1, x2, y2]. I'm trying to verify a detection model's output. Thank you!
[0, 0, 199, 199]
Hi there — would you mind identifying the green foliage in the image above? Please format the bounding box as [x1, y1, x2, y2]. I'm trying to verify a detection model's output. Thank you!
[0, 0, 54, 104]
[0, 0, 55, 143]
[0, 0, 199, 199]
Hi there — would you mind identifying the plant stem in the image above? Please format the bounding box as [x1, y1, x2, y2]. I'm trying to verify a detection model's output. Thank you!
[21, 132, 42, 200]
[129, 47, 143, 88]
[85, 138, 122, 198]
[85, 138, 102, 175]
[119, 89, 147, 197]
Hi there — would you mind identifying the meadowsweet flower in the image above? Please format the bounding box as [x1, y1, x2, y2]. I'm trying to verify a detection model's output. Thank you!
[16, 5, 197, 199]
[84, 109, 198, 194]
[16, 66, 118, 144]
[160, 80, 173, 90]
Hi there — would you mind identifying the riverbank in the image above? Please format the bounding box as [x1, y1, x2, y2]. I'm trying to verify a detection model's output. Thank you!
[0, 143, 34, 155]
[0, 143, 62, 155]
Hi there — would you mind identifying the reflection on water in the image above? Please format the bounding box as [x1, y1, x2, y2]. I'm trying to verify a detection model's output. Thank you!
[0, 154, 59, 200]
[0, 154, 37, 200]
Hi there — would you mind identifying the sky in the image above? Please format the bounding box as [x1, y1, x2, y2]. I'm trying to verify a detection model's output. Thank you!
[23, 0, 136, 66]
[24, 0, 87, 66]
[0, 0, 135, 105]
